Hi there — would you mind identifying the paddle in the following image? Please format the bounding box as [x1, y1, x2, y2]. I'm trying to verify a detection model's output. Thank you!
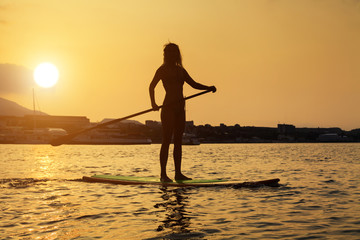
[50, 89, 213, 146]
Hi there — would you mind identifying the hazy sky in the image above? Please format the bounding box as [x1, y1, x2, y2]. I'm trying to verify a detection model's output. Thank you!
[1, 0, 359, 130]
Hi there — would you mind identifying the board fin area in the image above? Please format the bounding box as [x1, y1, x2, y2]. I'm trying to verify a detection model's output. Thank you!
[82, 175, 280, 188]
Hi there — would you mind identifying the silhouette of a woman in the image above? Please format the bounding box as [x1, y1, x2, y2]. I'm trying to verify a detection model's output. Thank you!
[149, 43, 216, 182]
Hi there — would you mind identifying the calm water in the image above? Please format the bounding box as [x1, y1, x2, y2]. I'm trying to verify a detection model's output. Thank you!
[1, 143, 359, 239]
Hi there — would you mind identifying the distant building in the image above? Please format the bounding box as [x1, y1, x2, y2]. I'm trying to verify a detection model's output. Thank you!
[145, 120, 195, 132]
[278, 124, 296, 134]
[0, 116, 24, 127]
[23, 115, 90, 132]
[185, 121, 194, 128]
[277, 124, 296, 142]
[317, 133, 349, 142]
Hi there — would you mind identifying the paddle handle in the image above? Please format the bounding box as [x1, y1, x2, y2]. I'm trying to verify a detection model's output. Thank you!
[51, 89, 213, 146]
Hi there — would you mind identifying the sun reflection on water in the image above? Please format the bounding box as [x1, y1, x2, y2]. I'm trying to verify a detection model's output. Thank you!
[34, 155, 55, 178]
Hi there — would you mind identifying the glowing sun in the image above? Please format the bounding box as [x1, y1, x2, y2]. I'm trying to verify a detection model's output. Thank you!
[34, 62, 59, 88]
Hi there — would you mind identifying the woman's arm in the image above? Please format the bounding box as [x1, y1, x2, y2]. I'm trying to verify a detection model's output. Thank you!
[183, 69, 216, 92]
[149, 69, 161, 110]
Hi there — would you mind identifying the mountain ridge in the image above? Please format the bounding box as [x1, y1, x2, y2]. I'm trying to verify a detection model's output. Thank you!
[0, 97, 47, 116]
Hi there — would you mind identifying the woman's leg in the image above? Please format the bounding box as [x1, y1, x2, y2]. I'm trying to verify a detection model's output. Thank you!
[174, 108, 192, 180]
[160, 108, 174, 182]
[173, 127, 183, 177]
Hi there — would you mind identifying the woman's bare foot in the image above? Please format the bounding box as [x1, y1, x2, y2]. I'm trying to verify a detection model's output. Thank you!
[160, 175, 173, 182]
[175, 173, 192, 181]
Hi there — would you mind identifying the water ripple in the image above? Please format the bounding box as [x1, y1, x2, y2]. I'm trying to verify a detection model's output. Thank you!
[0, 143, 359, 239]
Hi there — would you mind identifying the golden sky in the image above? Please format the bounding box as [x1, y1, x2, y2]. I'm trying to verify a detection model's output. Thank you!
[1, 0, 360, 130]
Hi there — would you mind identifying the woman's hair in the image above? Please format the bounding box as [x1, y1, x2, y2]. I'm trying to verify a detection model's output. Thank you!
[163, 43, 182, 67]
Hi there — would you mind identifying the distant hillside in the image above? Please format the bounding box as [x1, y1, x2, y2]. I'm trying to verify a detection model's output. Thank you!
[0, 97, 47, 116]
[100, 118, 144, 126]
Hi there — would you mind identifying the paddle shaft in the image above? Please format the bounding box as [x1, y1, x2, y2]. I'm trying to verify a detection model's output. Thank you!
[51, 89, 212, 146]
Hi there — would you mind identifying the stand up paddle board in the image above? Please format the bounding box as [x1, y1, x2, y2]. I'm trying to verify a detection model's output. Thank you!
[82, 175, 280, 188]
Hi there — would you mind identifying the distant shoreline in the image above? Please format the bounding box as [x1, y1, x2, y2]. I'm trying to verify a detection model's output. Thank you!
[1, 115, 359, 144]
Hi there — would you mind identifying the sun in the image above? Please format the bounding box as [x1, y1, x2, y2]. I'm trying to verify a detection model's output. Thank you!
[34, 62, 59, 88]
